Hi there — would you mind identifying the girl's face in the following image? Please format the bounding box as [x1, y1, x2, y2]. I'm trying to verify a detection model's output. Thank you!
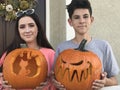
[18, 16, 38, 43]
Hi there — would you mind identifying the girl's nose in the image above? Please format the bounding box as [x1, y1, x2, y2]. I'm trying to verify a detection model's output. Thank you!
[25, 27, 30, 32]
[26, 29, 30, 32]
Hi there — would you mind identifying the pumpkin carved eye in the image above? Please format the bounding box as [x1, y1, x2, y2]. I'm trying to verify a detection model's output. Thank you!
[62, 59, 83, 65]
[54, 39, 102, 90]
[71, 60, 83, 66]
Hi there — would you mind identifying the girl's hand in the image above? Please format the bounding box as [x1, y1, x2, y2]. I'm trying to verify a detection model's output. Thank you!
[0, 73, 15, 90]
[51, 71, 66, 90]
[34, 75, 50, 90]
[92, 72, 107, 90]
[34, 81, 49, 90]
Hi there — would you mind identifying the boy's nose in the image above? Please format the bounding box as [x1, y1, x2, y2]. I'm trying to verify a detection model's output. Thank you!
[79, 18, 84, 22]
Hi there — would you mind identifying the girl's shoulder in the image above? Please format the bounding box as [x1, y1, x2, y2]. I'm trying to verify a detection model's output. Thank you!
[40, 48, 55, 54]
[0, 52, 7, 67]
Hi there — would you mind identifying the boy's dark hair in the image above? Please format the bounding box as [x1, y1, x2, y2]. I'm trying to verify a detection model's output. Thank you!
[67, 0, 92, 18]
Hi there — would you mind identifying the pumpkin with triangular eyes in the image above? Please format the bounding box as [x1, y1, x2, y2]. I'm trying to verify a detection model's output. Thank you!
[54, 39, 102, 90]
[3, 48, 48, 89]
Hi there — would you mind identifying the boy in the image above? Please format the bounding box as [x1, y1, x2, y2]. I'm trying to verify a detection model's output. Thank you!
[53, 0, 119, 90]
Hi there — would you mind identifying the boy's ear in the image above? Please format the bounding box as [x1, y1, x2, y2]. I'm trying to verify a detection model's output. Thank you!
[68, 18, 73, 26]
[91, 16, 94, 23]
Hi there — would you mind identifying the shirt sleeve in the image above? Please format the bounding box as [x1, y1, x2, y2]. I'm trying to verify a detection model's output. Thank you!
[53, 47, 61, 69]
[104, 42, 120, 77]
[0, 52, 7, 67]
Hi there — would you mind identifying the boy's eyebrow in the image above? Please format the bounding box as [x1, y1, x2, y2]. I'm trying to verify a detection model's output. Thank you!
[79, 13, 89, 16]
[72, 13, 89, 18]
[84, 13, 89, 15]
[73, 13, 89, 16]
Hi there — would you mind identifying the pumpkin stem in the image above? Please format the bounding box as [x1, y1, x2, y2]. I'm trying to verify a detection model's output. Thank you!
[75, 39, 87, 51]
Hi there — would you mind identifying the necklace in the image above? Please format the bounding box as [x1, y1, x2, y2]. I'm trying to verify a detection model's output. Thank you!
[20, 43, 40, 50]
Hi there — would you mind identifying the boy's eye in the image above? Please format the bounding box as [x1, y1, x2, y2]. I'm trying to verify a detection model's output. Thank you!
[73, 16, 80, 19]
[73, 14, 89, 20]
[83, 15, 89, 18]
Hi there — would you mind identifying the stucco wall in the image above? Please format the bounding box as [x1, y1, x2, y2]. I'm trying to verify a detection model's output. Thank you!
[49, 0, 66, 49]
[89, 0, 120, 83]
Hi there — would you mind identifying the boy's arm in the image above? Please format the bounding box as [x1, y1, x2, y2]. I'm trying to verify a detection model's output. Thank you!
[92, 72, 118, 89]
[105, 76, 118, 86]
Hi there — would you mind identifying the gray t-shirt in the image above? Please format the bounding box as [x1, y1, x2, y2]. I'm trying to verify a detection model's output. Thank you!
[55, 38, 119, 78]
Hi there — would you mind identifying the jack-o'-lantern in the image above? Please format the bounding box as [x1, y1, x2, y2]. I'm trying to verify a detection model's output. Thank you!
[54, 39, 102, 90]
[3, 48, 48, 89]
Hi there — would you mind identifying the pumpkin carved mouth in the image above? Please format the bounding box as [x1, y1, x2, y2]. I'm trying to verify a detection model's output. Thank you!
[56, 58, 92, 82]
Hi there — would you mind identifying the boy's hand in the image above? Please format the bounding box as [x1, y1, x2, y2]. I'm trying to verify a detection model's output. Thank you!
[92, 72, 107, 90]
[51, 71, 66, 90]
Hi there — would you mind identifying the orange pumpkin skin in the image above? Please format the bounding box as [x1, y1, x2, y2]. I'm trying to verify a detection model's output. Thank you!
[54, 39, 102, 90]
[3, 48, 48, 89]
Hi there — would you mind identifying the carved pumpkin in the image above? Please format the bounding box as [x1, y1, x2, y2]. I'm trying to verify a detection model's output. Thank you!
[3, 48, 48, 89]
[54, 39, 102, 90]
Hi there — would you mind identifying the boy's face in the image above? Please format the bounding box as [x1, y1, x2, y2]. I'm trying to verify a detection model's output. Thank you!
[68, 9, 94, 36]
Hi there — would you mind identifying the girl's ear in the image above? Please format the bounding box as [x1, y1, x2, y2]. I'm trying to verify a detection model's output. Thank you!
[68, 18, 73, 26]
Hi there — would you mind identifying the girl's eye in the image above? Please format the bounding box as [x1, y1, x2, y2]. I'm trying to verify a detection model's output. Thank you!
[19, 25, 25, 29]
[29, 24, 35, 27]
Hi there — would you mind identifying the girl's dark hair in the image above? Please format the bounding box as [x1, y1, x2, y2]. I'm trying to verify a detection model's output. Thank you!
[4, 11, 54, 55]
[67, 0, 92, 18]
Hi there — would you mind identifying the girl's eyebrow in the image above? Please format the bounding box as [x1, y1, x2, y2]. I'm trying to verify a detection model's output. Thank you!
[28, 22, 35, 25]
[19, 24, 25, 26]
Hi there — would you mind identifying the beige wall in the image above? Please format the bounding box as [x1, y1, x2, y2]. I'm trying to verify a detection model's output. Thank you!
[49, 0, 120, 83]
[49, 0, 66, 49]
[89, 0, 120, 83]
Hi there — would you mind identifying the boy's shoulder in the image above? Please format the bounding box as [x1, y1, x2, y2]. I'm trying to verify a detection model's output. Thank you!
[91, 38, 111, 49]
[57, 40, 72, 47]
[92, 38, 110, 45]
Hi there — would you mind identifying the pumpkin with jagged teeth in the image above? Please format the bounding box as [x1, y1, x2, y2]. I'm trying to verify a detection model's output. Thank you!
[54, 39, 102, 90]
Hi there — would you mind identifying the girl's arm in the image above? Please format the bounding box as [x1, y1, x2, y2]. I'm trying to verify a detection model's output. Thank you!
[0, 52, 7, 67]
